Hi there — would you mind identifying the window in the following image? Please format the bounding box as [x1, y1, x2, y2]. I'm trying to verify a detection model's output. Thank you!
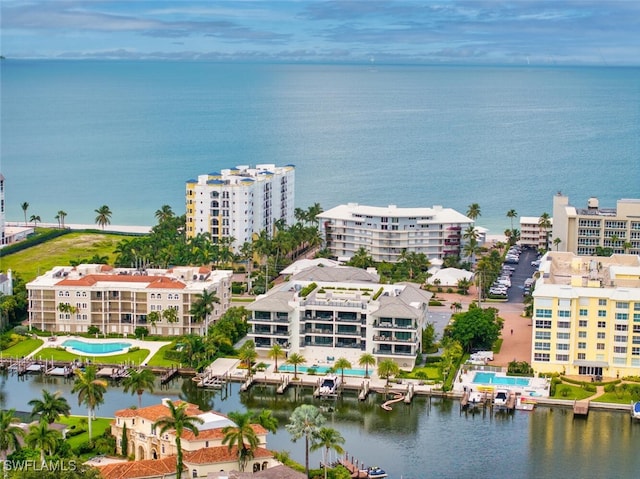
[579, 320, 588, 327]
[599, 299, 607, 306]
[578, 331, 587, 338]
[598, 310, 607, 317]
[534, 353, 550, 362]
[556, 354, 569, 361]
[614, 335, 628, 342]
[597, 321, 606, 328]
[616, 302, 629, 309]
[535, 320, 551, 329]
[557, 343, 570, 350]
[615, 313, 629, 321]
[557, 332, 570, 340]
[578, 353, 586, 360]
[557, 321, 570, 329]
[634, 314, 640, 322]
[615, 324, 628, 331]
[632, 347, 640, 356]
[597, 343, 605, 350]
[578, 342, 587, 349]
[614, 346, 627, 354]
[535, 342, 550, 351]
[536, 309, 552, 318]
[535, 331, 551, 340]
[558, 310, 571, 318]
[579, 309, 588, 317]
[633, 336, 640, 345]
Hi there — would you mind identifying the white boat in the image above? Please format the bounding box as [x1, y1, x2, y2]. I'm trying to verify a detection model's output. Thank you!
[365, 466, 388, 479]
[494, 389, 509, 407]
[468, 391, 485, 408]
[632, 401, 640, 420]
[318, 374, 341, 396]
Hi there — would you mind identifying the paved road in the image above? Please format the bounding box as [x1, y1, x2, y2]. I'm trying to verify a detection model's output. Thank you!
[506, 248, 538, 303]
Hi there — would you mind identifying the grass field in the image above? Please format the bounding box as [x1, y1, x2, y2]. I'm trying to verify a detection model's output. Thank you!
[1, 338, 44, 357]
[146, 343, 179, 367]
[0, 232, 128, 281]
[33, 347, 150, 365]
[552, 383, 595, 401]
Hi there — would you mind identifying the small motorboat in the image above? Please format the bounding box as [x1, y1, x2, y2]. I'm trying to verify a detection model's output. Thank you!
[494, 389, 509, 407]
[365, 466, 388, 479]
[632, 401, 640, 420]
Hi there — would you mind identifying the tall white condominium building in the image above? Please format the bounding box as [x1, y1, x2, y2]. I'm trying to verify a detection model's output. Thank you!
[519, 216, 553, 250]
[552, 193, 640, 256]
[531, 252, 640, 378]
[27, 264, 232, 335]
[247, 264, 432, 370]
[0, 173, 5, 245]
[317, 203, 473, 262]
[185, 164, 295, 251]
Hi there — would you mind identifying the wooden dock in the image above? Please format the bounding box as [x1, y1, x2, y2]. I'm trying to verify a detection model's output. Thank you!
[240, 375, 255, 392]
[276, 375, 291, 394]
[574, 399, 590, 416]
[160, 365, 179, 384]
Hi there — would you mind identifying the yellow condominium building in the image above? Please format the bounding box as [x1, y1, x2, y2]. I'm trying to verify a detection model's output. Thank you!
[531, 252, 640, 378]
[27, 264, 232, 335]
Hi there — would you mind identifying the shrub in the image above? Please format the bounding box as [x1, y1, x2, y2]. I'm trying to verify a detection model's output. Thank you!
[87, 325, 100, 336]
[134, 327, 148, 339]
[559, 386, 571, 397]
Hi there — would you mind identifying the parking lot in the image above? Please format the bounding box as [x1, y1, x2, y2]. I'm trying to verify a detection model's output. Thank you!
[506, 247, 539, 303]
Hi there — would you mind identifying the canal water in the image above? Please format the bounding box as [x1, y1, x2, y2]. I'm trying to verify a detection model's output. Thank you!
[2, 372, 639, 479]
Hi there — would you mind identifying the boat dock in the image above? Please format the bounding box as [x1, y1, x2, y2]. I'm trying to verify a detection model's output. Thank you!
[160, 365, 179, 384]
[574, 399, 590, 417]
[97, 367, 130, 380]
[336, 454, 388, 479]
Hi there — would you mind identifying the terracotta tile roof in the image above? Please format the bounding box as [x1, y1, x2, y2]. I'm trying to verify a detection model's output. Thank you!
[115, 401, 203, 422]
[147, 276, 186, 289]
[181, 424, 267, 441]
[56, 274, 186, 288]
[98, 456, 180, 479]
[185, 446, 272, 465]
[199, 266, 212, 274]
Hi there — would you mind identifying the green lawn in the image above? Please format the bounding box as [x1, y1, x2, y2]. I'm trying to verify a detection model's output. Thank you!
[59, 416, 112, 447]
[146, 343, 179, 367]
[595, 391, 640, 404]
[0, 232, 128, 281]
[1, 338, 44, 357]
[552, 383, 595, 401]
[33, 347, 150, 365]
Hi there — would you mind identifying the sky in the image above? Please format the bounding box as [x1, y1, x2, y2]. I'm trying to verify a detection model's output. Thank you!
[1, 0, 639, 65]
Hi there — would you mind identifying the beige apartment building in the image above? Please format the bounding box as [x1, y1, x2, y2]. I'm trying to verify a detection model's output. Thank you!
[552, 193, 640, 256]
[519, 216, 553, 250]
[26, 264, 232, 335]
[531, 252, 640, 378]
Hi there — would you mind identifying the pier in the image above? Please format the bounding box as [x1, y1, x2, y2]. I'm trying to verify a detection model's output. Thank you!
[160, 365, 179, 384]
[276, 375, 291, 394]
[573, 399, 590, 417]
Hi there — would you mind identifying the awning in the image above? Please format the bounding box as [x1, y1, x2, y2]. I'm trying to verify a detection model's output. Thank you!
[572, 360, 609, 368]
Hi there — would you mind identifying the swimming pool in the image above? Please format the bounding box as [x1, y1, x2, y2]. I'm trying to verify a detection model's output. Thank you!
[472, 372, 531, 387]
[278, 364, 367, 377]
[61, 340, 131, 354]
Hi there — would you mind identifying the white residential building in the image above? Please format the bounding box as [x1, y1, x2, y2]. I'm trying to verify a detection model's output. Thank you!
[519, 216, 553, 250]
[247, 265, 432, 371]
[0, 173, 5, 245]
[26, 264, 232, 335]
[185, 164, 295, 251]
[552, 193, 640, 256]
[317, 203, 473, 262]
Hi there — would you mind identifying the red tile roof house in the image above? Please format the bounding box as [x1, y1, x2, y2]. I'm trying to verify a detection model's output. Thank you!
[101, 399, 278, 479]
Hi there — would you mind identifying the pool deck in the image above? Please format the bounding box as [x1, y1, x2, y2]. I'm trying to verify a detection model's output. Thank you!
[454, 368, 551, 397]
[27, 336, 171, 365]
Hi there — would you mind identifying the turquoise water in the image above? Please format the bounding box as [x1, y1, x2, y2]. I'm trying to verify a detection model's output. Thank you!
[278, 364, 367, 377]
[61, 339, 131, 354]
[472, 372, 531, 386]
[2, 62, 638, 233]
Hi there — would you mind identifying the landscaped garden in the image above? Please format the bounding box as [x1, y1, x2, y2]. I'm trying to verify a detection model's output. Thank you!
[33, 347, 150, 365]
[1, 336, 44, 357]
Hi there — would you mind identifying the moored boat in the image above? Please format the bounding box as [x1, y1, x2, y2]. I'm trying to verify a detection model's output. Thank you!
[632, 401, 640, 420]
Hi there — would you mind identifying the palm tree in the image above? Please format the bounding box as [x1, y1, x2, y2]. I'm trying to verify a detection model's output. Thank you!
[28, 389, 71, 424]
[466, 203, 481, 221]
[348, 246, 374, 269]
[358, 353, 376, 378]
[268, 343, 285, 373]
[506, 209, 518, 231]
[286, 405, 326, 479]
[21, 201, 29, 226]
[122, 368, 156, 408]
[222, 411, 259, 472]
[94, 204, 112, 230]
[286, 353, 306, 379]
[538, 212, 552, 251]
[29, 214, 41, 227]
[190, 288, 220, 333]
[553, 237, 562, 251]
[155, 204, 174, 223]
[333, 357, 352, 383]
[25, 420, 61, 462]
[311, 427, 346, 479]
[238, 340, 257, 377]
[450, 301, 463, 313]
[58, 210, 67, 228]
[377, 359, 400, 386]
[252, 409, 278, 434]
[0, 409, 25, 459]
[153, 400, 204, 479]
[71, 365, 108, 441]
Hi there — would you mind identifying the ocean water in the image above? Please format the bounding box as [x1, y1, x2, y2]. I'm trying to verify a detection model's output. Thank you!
[1, 61, 638, 234]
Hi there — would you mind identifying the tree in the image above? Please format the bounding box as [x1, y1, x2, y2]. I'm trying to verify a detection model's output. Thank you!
[252, 409, 278, 434]
[155, 204, 175, 223]
[163, 306, 179, 324]
[147, 310, 161, 334]
[444, 305, 503, 353]
[286, 405, 326, 479]
[466, 203, 481, 221]
[347, 247, 374, 269]
[553, 237, 562, 251]
[334, 357, 352, 383]
[358, 353, 376, 378]
[71, 365, 108, 441]
[94, 204, 112, 230]
[457, 278, 472, 295]
[268, 343, 285, 373]
[311, 427, 346, 479]
[506, 209, 518, 231]
[21, 201, 29, 226]
[29, 214, 41, 227]
[377, 359, 400, 385]
[25, 420, 61, 462]
[153, 401, 204, 479]
[238, 340, 257, 377]
[121, 422, 129, 457]
[286, 353, 306, 379]
[190, 288, 220, 332]
[450, 302, 463, 313]
[28, 389, 71, 424]
[0, 409, 25, 459]
[58, 210, 67, 228]
[122, 368, 156, 408]
[538, 212, 552, 251]
[222, 411, 259, 472]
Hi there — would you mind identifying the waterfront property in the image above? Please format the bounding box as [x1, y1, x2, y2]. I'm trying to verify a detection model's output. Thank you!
[185, 164, 295, 252]
[519, 216, 553, 250]
[26, 264, 232, 335]
[455, 367, 550, 398]
[531, 252, 640, 378]
[317, 203, 474, 262]
[62, 339, 132, 355]
[552, 193, 640, 256]
[109, 399, 276, 478]
[247, 264, 432, 370]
